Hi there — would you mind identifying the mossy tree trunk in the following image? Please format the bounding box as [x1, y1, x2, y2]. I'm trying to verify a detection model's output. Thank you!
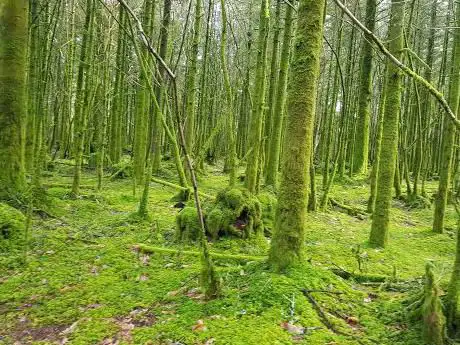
[245, 0, 270, 194]
[109, 6, 127, 165]
[269, 0, 325, 271]
[369, 0, 405, 248]
[263, 0, 281, 176]
[138, 0, 171, 218]
[265, 2, 293, 189]
[0, 0, 28, 201]
[133, 0, 156, 186]
[71, 0, 96, 197]
[184, 0, 202, 178]
[352, 0, 376, 175]
[219, 0, 237, 187]
[433, 0, 460, 234]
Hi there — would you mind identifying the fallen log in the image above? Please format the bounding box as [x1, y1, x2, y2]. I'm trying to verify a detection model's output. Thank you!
[329, 198, 368, 219]
[133, 244, 266, 262]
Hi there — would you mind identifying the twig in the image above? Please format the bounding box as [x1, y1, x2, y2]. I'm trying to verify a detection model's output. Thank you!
[302, 289, 370, 345]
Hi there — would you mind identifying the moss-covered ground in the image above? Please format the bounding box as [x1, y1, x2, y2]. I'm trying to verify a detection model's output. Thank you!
[0, 163, 457, 344]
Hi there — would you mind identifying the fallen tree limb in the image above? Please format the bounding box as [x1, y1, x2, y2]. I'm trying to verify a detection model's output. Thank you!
[330, 266, 387, 283]
[332, 0, 460, 130]
[150, 176, 214, 199]
[109, 161, 131, 181]
[133, 244, 266, 262]
[301, 289, 369, 345]
[329, 198, 368, 219]
[43, 183, 95, 190]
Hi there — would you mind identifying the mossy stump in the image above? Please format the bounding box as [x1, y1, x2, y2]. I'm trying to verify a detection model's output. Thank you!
[176, 188, 272, 242]
[422, 263, 446, 345]
[0, 203, 26, 252]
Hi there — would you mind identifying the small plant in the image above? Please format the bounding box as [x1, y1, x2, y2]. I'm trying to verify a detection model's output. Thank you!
[351, 244, 369, 273]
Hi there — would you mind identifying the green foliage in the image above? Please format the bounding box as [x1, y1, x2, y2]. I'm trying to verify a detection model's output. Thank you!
[0, 202, 25, 252]
[257, 191, 277, 234]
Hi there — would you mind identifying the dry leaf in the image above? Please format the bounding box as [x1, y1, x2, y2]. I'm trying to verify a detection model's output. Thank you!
[192, 320, 207, 332]
[280, 322, 305, 335]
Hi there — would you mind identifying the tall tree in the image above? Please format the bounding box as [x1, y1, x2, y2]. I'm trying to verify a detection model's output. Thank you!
[245, 0, 270, 193]
[269, 0, 325, 270]
[265, 2, 293, 188]
[433, 0, 460, 233]
[219, 0, 237, 186]
[0, 0, 28, 201]
[71, 0, 96, 196]
[184, 0, 203, 175]
[369, 0, 405, 248]
[352, 0, 376, 174]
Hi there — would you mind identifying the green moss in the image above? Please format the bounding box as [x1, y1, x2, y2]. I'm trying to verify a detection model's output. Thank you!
[0, 202, 25, 252]
[0, 166, 457, 345]
[211, 188, 264, 239]
[176, 207, 201, 242]
[257, 191, 277, 234]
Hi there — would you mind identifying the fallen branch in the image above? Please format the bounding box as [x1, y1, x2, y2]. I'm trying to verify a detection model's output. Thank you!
[301, 289, 369, 345]
[133, 244, 266, 262]
[43, 183, 95, 190]
[329, 198, 368, 219]
[330, 266, 387, 283]
[303, 289, 344, 295]
[109, 161, 131, 181]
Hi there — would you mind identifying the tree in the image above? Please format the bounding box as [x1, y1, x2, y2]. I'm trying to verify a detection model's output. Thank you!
[265, 2, 294, 188]
[71, 0, 96, 197]
[433, 0, 460, 234]
[245, 0, 270, 194]
[352, 0, 376, 175]
[369, 0, 405, 248]
[0, 0, 28, 201]
[269, 0, 325, 271]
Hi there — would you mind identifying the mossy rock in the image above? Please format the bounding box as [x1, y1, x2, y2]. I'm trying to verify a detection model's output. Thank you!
[0, 203, 26, 252]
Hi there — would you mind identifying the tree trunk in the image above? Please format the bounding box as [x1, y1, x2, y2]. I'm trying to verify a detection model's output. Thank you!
[269, 0, 325, 271]
[0, 0, 28, 201]
[369, 0, 405, 248]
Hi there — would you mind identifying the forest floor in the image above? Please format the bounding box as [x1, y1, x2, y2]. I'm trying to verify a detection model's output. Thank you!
[0, 161, 457, 345]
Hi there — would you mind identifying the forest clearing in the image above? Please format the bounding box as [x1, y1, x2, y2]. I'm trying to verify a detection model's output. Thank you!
[0, 0, 460, 344]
